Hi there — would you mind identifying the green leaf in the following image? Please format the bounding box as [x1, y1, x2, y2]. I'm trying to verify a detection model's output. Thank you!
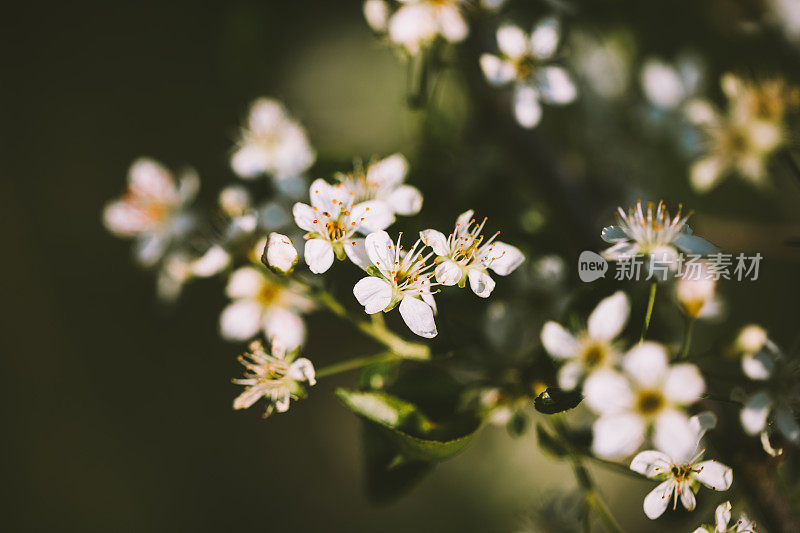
[534, 387, 583, 415]
[507, 411, 528, 438]
[535, 423, 568, 458]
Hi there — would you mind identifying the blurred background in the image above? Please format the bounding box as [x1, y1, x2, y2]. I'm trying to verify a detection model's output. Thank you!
[3, 0, 800, 531]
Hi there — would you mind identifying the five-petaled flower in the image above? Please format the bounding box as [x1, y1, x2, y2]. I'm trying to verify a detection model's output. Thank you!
[232, 339, 316, 417]
[364, 0, 469, 55]
[420, 209, 525, 297]
[103, 157, 199, 267]
[692, 501, 757, 533]
[584, 341, 706, 460]
[293, 178, 393, 274]
[601, 200, 717, 268]
[336, 153, 423, 219]
[220, 266, 315, 350]
[630, 412, 733, 519]
[231, 98, 315, 181]
[353, 230, 439, 338]
[480, 19, 577, 128]
[541, 291, 630, 390]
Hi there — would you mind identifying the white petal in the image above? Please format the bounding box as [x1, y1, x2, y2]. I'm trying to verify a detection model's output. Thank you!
[225, 267, 264, 299]
[309, 178, 337, 212]
[292, 202, 317, 232]
[630, 450, 673, 478]
[363, 0, 389, 32]
[191, 245, 230, 277]
[134, 233, 169, 267]
[557, 360, 584, 390]
[480, 54, 516, 86]
[496, 24, 528, 60]
[530, 17, 560, 59]
[689, 411, 718, 441]
[386, 185, 423, 216]
[365, 230, 396, 277]
[742, 351, 775, 381]
[265, 232, 299, 273]
[484, 241, 525, 275]
[220, 301, 262, 341]
[399, 296, 437, 338]
[584, 369, 635, 415]
[775, 405, 800, 443]
[741, 391, 771, 435]
[274, 391, 291, 413]
[231, 144, 268, 178]
[367, 153, 408, 188]
[437, 4, 468, 42]
[715, 501, 732, 531]
[468, 269, 496, 298]
[587, 291, 630, 341]
[128, 158, 176, 200]
[304, 239, 335, 274]
[421, 290, 437, 314]
[694, 460, 733, 491]
[680, 482, 697, 511]
[353, 277, 393, 314]
[622, 342, 668, 388]
[344, 238, 371, 271]
[388, 4, 437, 53]
[514, 85, 542, 128]
[352, 200, 394, 234]
[540, 321, 579, 360]
[690, 157, 726, 194]
[654, 409, 696, 463]
[420, 229, 450, 256]
[591, 413, 646, 459]
[662, 364, 705, 405]
[537, 66, 578, 104]
[454, 209, 475, 236]
[288, 358, 316, 386]
[643, 479, 675, 519]
[263, 308, 306, 351]
[434, 260, 462, 286]
[233, 386, 265, 410]
[640, 59, 686, 109]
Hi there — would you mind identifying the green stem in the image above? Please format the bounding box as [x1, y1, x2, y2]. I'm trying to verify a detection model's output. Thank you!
[315, 350, 399, 378]
[639, 281, 658, 342]
[679, 317, 695, 360]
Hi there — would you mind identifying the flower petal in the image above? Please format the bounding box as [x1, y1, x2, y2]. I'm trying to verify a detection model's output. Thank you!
[741, 350, 775, 381]
[588, 291, 630, 341]
[399, 296, 437, 338]
[529, 17, 560, 59]
[741, 391, 772, 435]
[513, 85, 542, 129]
[630, 450, 673, 478]
[622, 342, 668, 388]
[690, 156, 726, 193]
[694, 460, 733, 491]
[480, 54, 516, 86]
[304, 239, 335, 274]
[292, 202, 317, 233]
[220, 300, 262, 341]
[353, 277, 393, 314]
[715, 501, 732, 531]
[662, 363, 705, 405]
[365, 230, 396, 277]
[540, 321, 578, 360]
[557, 360, 584, 390]
[263, 308, 306, 351]
[673, 232, 718, 255]
[437, 4, 468, 42]
[420, 229, 450, 256]
[537, 66, 578, 104]
[654, 409, 696, 463]
[352, 200, 394, 234]
[643, 479, 676, 520]
[591, 412, 646, 459]
[680, 481, 697, 511]
[367, 153, 408, 188]
[128, 158, 176, 200]
[468, 269, 496, 298]
[344, 238, 371, 271]
[775, 404, 800, 443]
[386, 185, 423, 216]
[496, 24, 528, 60]
[435, 260, 462, 286]
[601, 225, 628, 243]
[484, 241, 525, 275]
[226, 267, 264, 299]
[288, 357, 316, 385]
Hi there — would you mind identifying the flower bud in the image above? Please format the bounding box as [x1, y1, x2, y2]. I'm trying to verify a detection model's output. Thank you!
[735, 324, 767, 354]
[676, 262, 716, 318]
[263, 232, 298, 274]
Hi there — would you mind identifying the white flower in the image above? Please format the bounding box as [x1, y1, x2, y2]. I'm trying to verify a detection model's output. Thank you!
[584, 341, 706, 460]
[692, 501, 757, 533]
[640, 55, 704, 111]
[232, 339, 316, 417]
[103, 158, 199, 267]
[601, 200, 717, 266]
[264, 232, 299, 274]
[387, 0, 468, 55]
[293, 179, 393, 274]
[220, 266, 314, 350]
[337, 153, 422, 218]
[231, 98, 315, 181]
[480, 19, 577, 128]
[353, 231, 438, 338]
[631, 412, 732, 519]
[541, 291, 630, 390]
[420, 209, 524, 298]
[676, 260, 720, 319]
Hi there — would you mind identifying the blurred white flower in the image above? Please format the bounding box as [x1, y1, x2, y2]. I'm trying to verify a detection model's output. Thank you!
[231, 98, 315, 181]
[685, 74, 799, 193]
[220, 266, 314, 350]
[264, 232, 299, 274]
[569, 29, 632, 100]
[676, 260, 720, 319]
[353, 231, 438, 338]
[480, 19, 577, 128]
[631, 412, 732, 520]
[601, 200, 717, 267]
[337, 153, 422, 218]
[103, 157, 199, 267]
[420, 209, 524, 297]
[692, 501, 757, 533]
[640, 54, 704, 111]
[387, 0, 468, 55]
[363, 0, 390, 32]
[584, 341, 705, 460]
[232, 339, 316, 417]
[541, 291, 630, 390]
[293, 178, 393, 273]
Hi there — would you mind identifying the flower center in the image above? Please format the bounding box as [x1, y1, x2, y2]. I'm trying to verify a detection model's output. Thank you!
[325, 218, 347, 241]
[580, 343, 607, 368]
[257, 282, 281, 305]
[670, 464, 694, 481]
[635, 389, 665, 416]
